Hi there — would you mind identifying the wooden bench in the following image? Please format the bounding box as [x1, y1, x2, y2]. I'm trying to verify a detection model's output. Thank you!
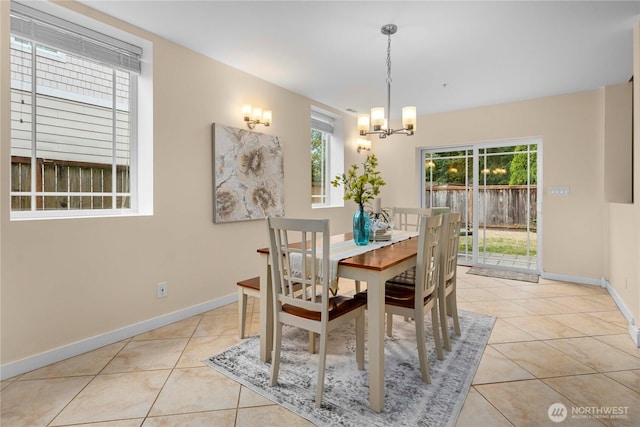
[237, 276, 260, 338]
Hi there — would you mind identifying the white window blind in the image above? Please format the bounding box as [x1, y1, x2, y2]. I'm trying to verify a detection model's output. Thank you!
[10, 1, 142, 73]
[311, 110, 335, 134]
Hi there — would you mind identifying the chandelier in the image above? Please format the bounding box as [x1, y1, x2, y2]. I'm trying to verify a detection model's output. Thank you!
[358, 24, 416, 139]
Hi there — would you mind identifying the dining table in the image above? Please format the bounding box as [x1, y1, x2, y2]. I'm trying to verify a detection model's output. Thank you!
[257, 231, 419, 413]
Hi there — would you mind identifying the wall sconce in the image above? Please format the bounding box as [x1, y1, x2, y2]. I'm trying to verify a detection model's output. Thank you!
[242, 104, 272, 129]
[357, 138, 371, 153]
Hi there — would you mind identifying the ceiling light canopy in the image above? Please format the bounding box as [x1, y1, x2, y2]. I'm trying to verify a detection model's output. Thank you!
[358, 24, 416, 139]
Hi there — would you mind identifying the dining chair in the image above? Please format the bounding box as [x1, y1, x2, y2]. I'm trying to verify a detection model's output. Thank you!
[438, 212, 462, 351]
[385, 207, 453, 336]
[385, 207, 438, 334]
[266, 217, 366, 408]
[356, 214, 444, 383]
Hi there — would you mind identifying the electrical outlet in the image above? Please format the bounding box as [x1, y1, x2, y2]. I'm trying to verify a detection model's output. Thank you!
[157, 282, 168, 298]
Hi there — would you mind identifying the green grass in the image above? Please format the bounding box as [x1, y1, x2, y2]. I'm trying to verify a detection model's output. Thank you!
[459, 236, 537, 256]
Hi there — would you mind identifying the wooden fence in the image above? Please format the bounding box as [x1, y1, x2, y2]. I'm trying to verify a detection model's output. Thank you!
[11, 156, 129, 210]
[425, 185, 537, 230]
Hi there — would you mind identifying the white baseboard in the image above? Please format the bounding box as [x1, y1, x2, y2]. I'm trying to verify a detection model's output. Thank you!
[629, 324, 640, 347]
[0, 293, 237, 381]
[540, 271, 604, 287]
[604, 279, 636, 326]
[603, 279, 639, 347]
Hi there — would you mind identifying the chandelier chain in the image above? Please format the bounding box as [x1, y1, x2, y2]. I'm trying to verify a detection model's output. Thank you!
[386, 34, 392, 85]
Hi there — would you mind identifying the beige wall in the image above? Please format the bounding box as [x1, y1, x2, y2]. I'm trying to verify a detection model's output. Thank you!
[604, 83, 633, 204]
[2, 1, 638, 370]
[375, 90, 605, 280]
[606, 204, 639, 321]
[0, 1, 355, 365]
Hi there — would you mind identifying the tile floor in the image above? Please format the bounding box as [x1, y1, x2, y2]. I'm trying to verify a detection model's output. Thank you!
[1, 267, 639, 426]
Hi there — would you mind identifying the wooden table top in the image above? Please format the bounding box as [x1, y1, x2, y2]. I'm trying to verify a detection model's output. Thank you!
[257, 232, 419, 272]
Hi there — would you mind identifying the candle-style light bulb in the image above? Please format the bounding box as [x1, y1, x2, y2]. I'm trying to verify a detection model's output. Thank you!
[402, 106, 417, 131]
[242, 104, 252, 121]
[262, 110, 272, 126]
[371, 107, 385, 131]
[357, 114, 370, 135]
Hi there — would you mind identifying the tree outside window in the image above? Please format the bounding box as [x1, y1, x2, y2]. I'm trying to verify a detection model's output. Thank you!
[311, 129, 329, 205]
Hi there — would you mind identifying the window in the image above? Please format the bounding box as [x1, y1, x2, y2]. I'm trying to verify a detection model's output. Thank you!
[9, 2, 151, 219]
[311, 108, 343, 207]
[311, 125, 330, 205]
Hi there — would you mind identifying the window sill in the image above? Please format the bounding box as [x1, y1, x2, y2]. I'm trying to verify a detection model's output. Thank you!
[312, 203, 345, 210]
[10, 209, 153, 221]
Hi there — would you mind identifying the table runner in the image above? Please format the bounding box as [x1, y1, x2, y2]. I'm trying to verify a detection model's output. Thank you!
[290, 229, 418, 290]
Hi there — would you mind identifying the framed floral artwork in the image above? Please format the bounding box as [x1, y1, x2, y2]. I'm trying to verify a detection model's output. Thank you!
[212, 124, 285, 223]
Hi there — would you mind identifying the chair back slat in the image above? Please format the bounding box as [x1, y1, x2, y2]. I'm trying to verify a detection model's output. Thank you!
[267, 217, 330, 315]
[415, 214, 444, 306]
[442, 212, 462, 285]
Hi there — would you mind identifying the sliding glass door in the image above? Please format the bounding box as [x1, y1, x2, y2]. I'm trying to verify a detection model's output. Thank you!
[421, 140, 541, 274]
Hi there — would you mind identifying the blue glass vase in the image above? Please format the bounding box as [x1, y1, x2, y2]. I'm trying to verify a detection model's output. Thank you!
[353, 204, 370, 246]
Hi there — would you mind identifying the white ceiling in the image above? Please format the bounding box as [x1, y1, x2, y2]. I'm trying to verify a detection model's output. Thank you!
[76, 1, 640, 117]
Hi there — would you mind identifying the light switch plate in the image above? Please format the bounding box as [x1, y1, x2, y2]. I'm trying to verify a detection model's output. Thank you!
[549, 186, 570, 196]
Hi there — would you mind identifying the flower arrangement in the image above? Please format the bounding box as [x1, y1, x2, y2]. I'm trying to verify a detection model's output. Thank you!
[331, 153, 386, 208]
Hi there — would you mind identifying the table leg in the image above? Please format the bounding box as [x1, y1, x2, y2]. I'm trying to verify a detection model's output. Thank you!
[367, 274, 385, 412]
[259, 259, 273, 362]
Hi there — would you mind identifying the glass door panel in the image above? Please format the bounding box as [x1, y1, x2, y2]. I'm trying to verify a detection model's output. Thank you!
[422, 141, 539, 273]
[423, 148, 473, 265]
[476, 144, 538, 271]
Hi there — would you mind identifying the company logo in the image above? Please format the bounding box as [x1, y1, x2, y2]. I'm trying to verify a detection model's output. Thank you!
[548, 403, 630, 422]
[548, 402, 568, 423]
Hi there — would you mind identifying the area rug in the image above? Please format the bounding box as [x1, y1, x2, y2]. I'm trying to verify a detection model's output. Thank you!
[467, 266, 539, 283]
[205, 310, 494, 427]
